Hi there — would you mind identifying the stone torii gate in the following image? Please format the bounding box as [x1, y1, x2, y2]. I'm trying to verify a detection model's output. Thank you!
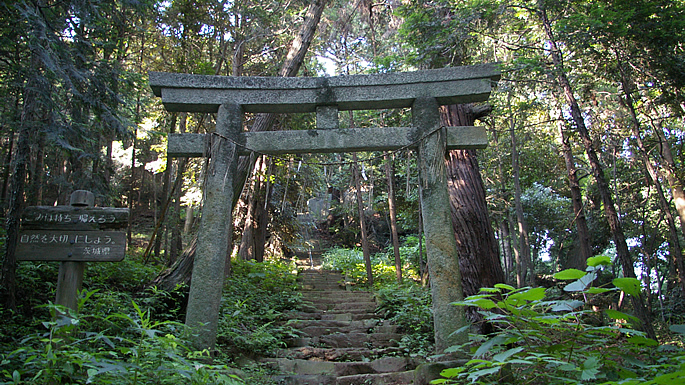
[149, 64, 500, 352]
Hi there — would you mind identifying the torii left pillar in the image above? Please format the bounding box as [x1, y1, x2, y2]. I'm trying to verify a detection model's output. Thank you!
[185, 103, 241, 350]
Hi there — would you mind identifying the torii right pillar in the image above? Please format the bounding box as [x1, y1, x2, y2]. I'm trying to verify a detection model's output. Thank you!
[413, 97, 467, 353]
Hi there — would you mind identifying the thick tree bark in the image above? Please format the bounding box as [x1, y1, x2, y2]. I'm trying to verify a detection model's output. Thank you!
[538, 5, 655, 339]
[440, 104, 506, 300]
[557, 118, 592, 270]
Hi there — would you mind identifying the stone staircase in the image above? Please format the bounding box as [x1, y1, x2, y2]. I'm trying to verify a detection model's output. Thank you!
[264, 269, 422, 385]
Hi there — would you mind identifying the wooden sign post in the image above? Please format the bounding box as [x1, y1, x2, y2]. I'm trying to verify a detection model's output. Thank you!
[16, 190, 129, 311]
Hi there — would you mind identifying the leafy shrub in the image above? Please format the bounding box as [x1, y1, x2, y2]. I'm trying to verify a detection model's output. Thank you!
[321, 247, 400, 286]
[0, 292, 244, 385]
[375, 282, 434, 356]
[432, 256, 685, 384]
[217, 259, 301, 357]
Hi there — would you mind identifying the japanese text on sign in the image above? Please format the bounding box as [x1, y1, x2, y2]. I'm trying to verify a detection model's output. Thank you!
[30, 213, 117, 224]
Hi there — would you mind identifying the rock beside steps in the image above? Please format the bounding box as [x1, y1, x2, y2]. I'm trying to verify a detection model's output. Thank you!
[263, 269, 422, 385]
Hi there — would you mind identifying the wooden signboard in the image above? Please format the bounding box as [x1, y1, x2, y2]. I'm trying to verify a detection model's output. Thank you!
[17, 206, 129, 262]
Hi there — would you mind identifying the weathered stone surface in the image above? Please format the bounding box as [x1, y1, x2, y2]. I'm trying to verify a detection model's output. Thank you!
[167, 126, 487, 158]
[413, 98, 467, 353]
[270, 374, 337, 385]
[270, 269, 419, 385]
[184, 103, 242, 350]
[149, 64, 500, 113]
[317, 106, 339, 129]
[337, 370, 416, 385]
[412, 360, 467, 385]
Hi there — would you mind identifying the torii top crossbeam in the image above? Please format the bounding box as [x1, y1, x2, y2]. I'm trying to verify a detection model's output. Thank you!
[149, 64, 500, 114]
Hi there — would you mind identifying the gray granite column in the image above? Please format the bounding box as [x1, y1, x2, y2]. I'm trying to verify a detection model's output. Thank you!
[185, 103, 242, 351]
[412, 97, 467, 353]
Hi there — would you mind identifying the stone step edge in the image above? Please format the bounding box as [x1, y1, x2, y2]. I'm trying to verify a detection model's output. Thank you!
[263, 356, 420, 376]
[336, 370, 416, 385]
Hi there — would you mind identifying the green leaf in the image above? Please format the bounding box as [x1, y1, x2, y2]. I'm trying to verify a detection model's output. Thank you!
[652, 370, 685, 384]
[508, 287, 546, 302]
[564, 272, 596, 292]
[494, 283, 516, 291]
[668, 324, 685, 335]
[554, 268, 586, 280]
[480, 287, 501, 293]
[580, 356, 601, 380]
[587, 255, 612, 267]
[550, 300, 584, 312]
[493, 347, 524, 362]
[474, 335, 508, 358]
[613, 278, 642, 296]
[605, 309, 639, 323]
[439, 367, 464, 378]
[626, 335, 658, 346]
[468, 367, 500, 380]
[587, 287, 613, 294]
[469, 298, 498, 309]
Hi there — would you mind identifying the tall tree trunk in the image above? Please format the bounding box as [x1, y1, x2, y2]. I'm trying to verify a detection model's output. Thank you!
[652, 122, 685, 243]
[239, 157, 265, 261]
[508, 104, 534, 286]
[556, 116, 592, 270]
[155, 113, 178, 260]
[169, 162, 185, 265]
[152, 0, 325, 288]
[616, 54, 685, 292]
[353, 153, 373, 286]
[440, 104, 506, 300]
[498, 218, 514, 281]
[1, 125, 16, 210]
[2, 52, 42, 309]
[538, 4, 655, 339]
[385, 154, 402, 282]
[231, 0, 327, 207]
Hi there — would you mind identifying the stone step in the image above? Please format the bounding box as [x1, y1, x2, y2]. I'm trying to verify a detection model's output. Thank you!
[302, 291, 373, 299]
[307, 301, 377, 312]
[288, 318, 380, 330]
[321, 312, 379, 321]
[285, 331, 402, 349]
[299, 303, 379, 315]
[317, 332, 402, 349]
[274, 346, 405, 362]
[265, 356, 416, 377]
[269, 374, 336, 385]
[336, 370, 415, 385]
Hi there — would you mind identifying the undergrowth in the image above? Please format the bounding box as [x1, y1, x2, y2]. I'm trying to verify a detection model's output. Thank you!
[0, 245, 302, 384]
[432, 256, 685, 384]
